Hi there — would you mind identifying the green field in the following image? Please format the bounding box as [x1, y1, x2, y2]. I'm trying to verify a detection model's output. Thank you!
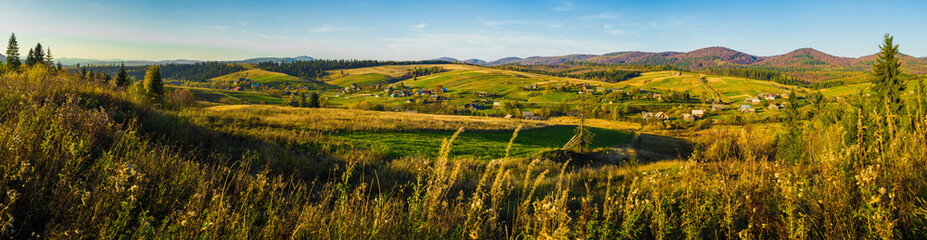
[333, 125, 634, 159]
[616, 71, 799, 102]
[167, 85, 287, 105]
[326, 73, 393, 87]
[211, 69, 334, 89]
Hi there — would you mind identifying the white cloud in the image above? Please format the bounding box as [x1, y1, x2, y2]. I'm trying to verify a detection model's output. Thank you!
[411, 23, 427, 29]
[603, 24, 632, 36]
[478, 20, 563, 28]
[579, 13, 618, 20]
[237, 22, 249, 27]
[311, 26, 336, 33]
[551, 0, 575, 11]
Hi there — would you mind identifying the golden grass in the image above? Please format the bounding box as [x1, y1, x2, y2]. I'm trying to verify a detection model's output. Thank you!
[205, 104, 549, 131]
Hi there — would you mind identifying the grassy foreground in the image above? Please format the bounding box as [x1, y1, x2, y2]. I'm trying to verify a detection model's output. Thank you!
[0, 67, 926, 239]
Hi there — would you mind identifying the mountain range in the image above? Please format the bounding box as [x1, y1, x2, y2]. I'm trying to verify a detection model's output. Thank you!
[52, 55, 315, 66]
[435, 47, 927, 75]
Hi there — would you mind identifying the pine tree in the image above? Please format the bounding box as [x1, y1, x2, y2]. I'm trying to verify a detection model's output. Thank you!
[5, 33, 20, 69]
[44, 48, 53, 66]
[870, 34, 905, 121]
[32, 43, 44, 66]
[144, 65, 163, 95]
[115, 62, 129, 87]
[776, 88, 804, 163]
[309, 92, 321, 108]
[25, 48, 35, 66]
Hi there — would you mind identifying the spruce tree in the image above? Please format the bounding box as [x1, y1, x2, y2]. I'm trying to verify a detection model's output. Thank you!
[871, 34, 905, 119]
[44, 48, 53, 66]
[309, 92, 321, 108]
[144, 65, 163, 95]
[115, 62, 129, 87]
[5, 33, 20, 69]
[32, 43, 44, 66]
[25, 48, 35, 66]
[776, 88, 804, 163]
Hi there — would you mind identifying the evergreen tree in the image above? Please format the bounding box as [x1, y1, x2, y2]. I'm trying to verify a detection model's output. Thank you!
[25, 48, 35, 66]
[309, 92, 321, 108]
[44, 48, 53, 66]
[5, 33, 20, 69]
[32, 43, 44, 66]
[115, 62, 129, 87]
[144, 65, 164, 95]
[776, 89, 804, 163]
[870, 34, 905, 122]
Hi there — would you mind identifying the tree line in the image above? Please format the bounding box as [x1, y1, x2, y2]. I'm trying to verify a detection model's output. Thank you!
[93, 62, 246, 82]
[255, 59, 451, 80]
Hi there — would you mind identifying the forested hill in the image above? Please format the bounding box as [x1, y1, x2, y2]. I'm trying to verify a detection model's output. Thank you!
[253, 59, 451, 80]
[93, 62, 246, 82]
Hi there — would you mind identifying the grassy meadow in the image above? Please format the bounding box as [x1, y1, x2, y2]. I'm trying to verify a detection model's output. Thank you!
[1, 63, 926, 239]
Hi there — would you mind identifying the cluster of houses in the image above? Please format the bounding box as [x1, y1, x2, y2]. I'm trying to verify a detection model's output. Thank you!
[743, 92, 789, 104]
[641, 109, 707, 122]
[229, 78, 260, 91]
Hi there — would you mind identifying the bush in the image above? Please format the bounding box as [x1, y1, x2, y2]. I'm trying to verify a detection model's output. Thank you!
[165, 89, 197, 108]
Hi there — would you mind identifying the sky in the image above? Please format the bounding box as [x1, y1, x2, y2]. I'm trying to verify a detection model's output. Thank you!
[2, 0, 926, 61]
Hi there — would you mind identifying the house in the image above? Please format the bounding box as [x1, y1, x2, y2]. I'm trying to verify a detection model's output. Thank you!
[654, 112, 668, 120]
[463, 102, 485, 111]
[232, 87, 244, 91]
[251, 83, 261, 88]
[780, 93, 790, 99]
[405, 99, 415, 104]
[521, 111, 535, 118]
[641, 112, 654, 120]
[759, 93, 778, 100]
[429, 95, 440, 102]
[420, 90, 433, 95]
[493, 102, 501, 108]
[711, 104, 726, 111]
[744, 98, 761, 104]
[652, 93, 663, 99]
[441, 87, 448, 93]
[691, 110, 705, 118]
[768, 104, 781, 110]
[476, 92, 490, 97]
[740, 105, 755, 113]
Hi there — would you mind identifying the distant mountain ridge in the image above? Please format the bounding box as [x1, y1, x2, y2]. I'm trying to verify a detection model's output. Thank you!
[448, 47, 927, 76]
[231, 56, 315, 64]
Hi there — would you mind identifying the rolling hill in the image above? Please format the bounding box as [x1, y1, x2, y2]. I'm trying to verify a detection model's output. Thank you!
[758, 48, 855, 69]
[614, 71, 800, 102]
[211, 69, 335, 89]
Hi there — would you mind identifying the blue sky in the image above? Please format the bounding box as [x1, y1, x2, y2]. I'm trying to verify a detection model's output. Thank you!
[2, 0, 926, 61]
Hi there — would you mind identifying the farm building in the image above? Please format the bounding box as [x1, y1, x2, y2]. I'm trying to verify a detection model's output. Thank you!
[711, 104, 726, 111]
[691, 110, 705, 118]
[740, 105, 755, 113]
[744, 98, 761, 104]
[641, 112, 654, 120]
